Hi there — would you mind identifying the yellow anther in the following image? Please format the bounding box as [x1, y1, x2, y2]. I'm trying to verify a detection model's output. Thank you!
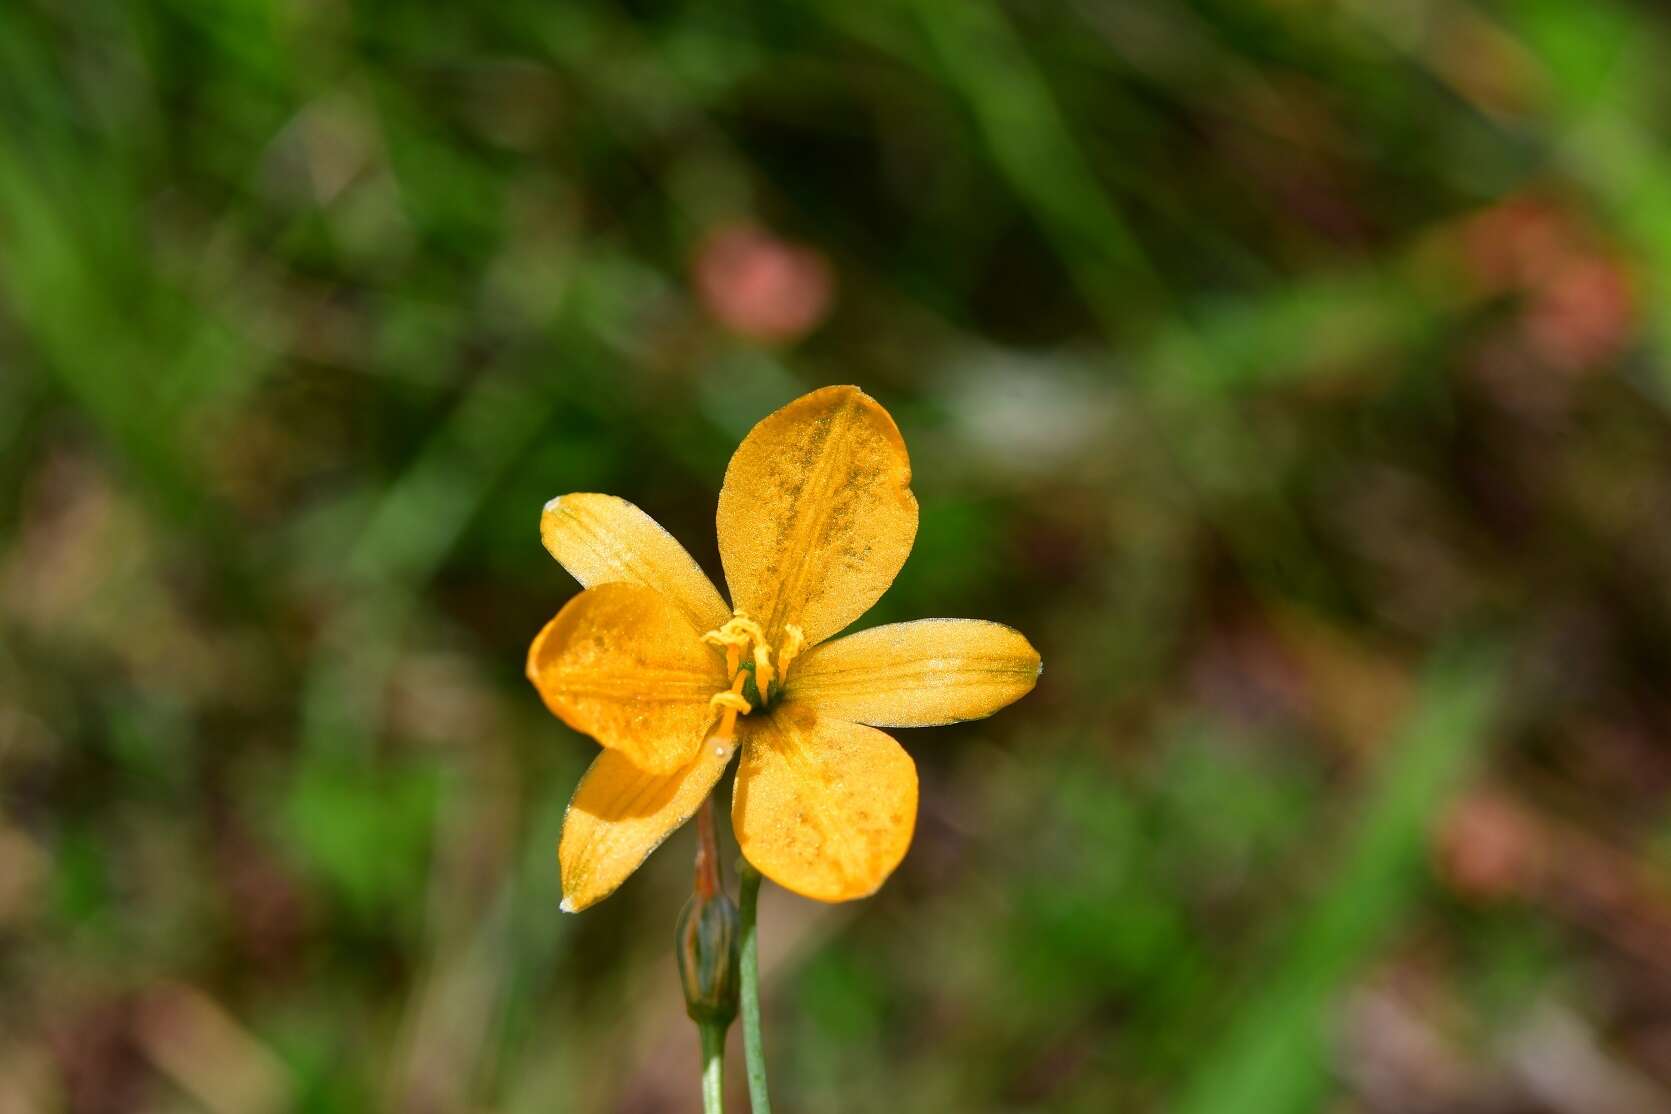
[701, 626, 748, 650]
[731, 615, 767, 645]
[709, 690, 752, 714]
[708, 670, 752, 743]
[701, 613, 769, 666]
[776, 624, 806, 678]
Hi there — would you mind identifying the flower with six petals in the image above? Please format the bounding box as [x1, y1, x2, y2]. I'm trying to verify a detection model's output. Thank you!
[528, 386, 1041, 910]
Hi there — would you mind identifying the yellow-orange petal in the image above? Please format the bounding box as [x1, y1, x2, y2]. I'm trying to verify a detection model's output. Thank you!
[786, 618, 1041, 727]
[715, 386, 918, 648]
[559, 740, 737, 911]
[731, 703, 917, 902]
[541, 493, 731, 633]
[526, 583, 728, 774]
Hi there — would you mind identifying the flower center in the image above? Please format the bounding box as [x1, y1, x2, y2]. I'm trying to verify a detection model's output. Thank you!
[701, 611, 805, 738]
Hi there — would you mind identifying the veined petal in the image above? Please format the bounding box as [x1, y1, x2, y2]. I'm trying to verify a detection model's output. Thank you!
[716, 386, 918, 648]
[542, 493, 731, 633]
[559, 740, 737, 911]
[527, 583, 728, 774]
[732, 703, 917, 902]
[787, 619, 1041, 727]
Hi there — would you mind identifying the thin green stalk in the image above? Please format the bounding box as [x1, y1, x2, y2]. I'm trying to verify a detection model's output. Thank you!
[738, 861, 771, 1114]
[700, 1022, 727, 1114]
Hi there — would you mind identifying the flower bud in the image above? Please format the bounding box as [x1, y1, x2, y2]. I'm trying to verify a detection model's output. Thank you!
[675, 889, 741, 1027]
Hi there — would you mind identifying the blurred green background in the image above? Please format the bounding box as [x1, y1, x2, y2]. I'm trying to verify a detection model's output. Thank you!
[4, 0, 1671, 1111]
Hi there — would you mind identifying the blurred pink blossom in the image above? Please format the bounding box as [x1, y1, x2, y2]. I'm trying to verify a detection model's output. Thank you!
[1435, 790, 1543, 901]
[693, 222, 834, 343]
[1461, 196, 1637, 373]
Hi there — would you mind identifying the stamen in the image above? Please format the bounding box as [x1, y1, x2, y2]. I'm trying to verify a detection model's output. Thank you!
[701, 608, 799, 718]
[709, 691, 752, 714]
[729, 614, 767, 645]
[708, 670, 752, 747]
[776, 623, 806, 678]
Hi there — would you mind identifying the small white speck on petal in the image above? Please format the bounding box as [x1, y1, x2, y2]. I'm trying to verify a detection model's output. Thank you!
[559, 896, 577, 913]
[544, 496, 564, 513]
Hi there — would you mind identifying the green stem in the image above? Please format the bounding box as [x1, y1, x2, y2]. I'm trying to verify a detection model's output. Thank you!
[738, 861, 772, 1114]
[700, 1022, 727, 1114]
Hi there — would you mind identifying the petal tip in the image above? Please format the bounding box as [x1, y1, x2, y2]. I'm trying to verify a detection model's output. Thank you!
[559, 895, 578, 913]
[544, 495, 564, 513]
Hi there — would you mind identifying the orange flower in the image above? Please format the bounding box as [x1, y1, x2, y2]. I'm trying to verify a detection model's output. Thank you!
[528, 386, 1041, 909]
